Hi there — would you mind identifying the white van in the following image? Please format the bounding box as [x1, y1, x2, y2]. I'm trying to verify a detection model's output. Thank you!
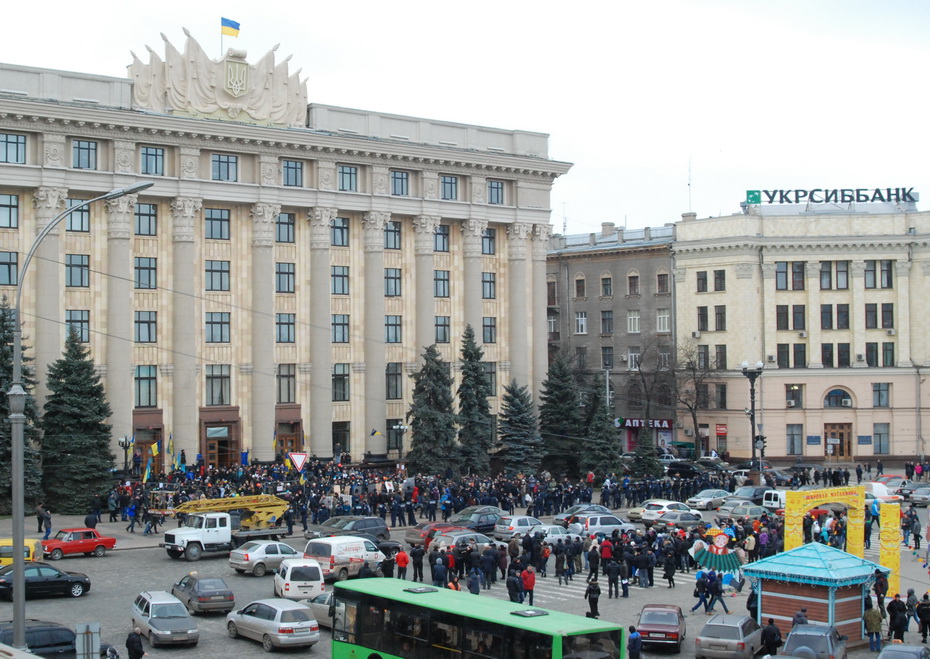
[864, 482, 904, 502]
[273, 558, 325, 600]
[762, 490, 786, 511]
[302, 536, 384, 582]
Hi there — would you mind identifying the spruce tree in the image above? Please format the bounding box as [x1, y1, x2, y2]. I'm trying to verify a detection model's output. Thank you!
[538, 353, 584, 478]
[406, 344, 459, 477]
[631, 428, 664, 478]
[456, 325, 493, 476]
[0, 298, 43, 515]
[580, 386, 622, 478]
[498, 379, 541, 476]
[40, 328, 114, 513]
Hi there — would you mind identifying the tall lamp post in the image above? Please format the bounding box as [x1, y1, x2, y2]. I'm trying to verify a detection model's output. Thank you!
[118, 435, 133, 475]
[8, 181, 153, 649]
[741, 360, 765, 481]
[392, 423, 408, 463]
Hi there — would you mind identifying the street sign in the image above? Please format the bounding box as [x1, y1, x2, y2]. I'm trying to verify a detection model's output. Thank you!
[288, 452, 308, 471]
[826, 437, 840, 445]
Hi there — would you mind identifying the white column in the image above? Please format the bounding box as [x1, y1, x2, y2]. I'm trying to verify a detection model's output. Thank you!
[806, 262, 823, 368]
[895, 261, 912, 367]
[31, 187, 67, 405]
[507, 222, 533, 387]
[250, 202, 280, 460]
[309, 207, 335, 457]
[413, 215, 440, 359]
[461, 219, 487, 335]
[363, 212, 389, 453]
[531, 224, 552, 400]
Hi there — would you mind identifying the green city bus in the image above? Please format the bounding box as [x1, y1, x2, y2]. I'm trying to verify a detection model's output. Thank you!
[331, 579, 623, 659]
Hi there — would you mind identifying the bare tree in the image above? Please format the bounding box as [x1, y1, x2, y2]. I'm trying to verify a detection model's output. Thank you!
[674, 341, 721, 459]
[621, 336, 675, 476]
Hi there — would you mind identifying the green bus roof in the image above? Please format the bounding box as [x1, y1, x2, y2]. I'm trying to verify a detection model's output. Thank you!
[334, 579, 621, 636]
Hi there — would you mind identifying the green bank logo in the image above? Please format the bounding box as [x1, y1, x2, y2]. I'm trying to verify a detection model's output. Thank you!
[746, 190, 762, 204]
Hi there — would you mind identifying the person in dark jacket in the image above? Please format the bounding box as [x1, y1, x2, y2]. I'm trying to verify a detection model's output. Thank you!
[586, 546, 600, 583]
[888, 594, 908, 641]
[791, 607, 809, 627]
[584, 577, 601, 618]
[506, 571, 521, 602]
[627, 625, 643, 659]
[125, 627, 146, 659]
[706, 575, 730, 614]
[358, 561, 376, 579]
[605, 560, 621, 598]
[663, 557, 676, 588]
[432, 558, 448, 587]
[761, 618, 782, 655]
[917, 593, 930, 643]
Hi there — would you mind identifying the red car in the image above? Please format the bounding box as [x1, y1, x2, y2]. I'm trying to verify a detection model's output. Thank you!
[637, 604, 686, 652]
[42, 528, 116, 560]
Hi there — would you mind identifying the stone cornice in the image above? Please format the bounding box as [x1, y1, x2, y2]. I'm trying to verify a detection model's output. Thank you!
[674, 238, 930, 255]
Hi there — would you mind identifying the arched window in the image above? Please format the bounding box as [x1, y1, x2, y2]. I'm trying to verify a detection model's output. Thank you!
[627, 269, 640, 296]
[628, 383, 643, 409]
[824, 389, 852, 408]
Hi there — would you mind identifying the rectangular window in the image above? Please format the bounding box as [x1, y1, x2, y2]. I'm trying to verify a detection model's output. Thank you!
[786, 424, 803, 455]
[777, 344, 790, 369]
[205, 365, 231, 406]
[440, 175, 458, 200]
[332, 363, 350, 401]
[696, 271, 707, 293]
[332, 422, 350, 455]
[792, 261, 806, 290]
[435, 316, 451, 344]
[881, 303, 894, 328]
[282, 160, 303, 187]
[332, 314, 349, 343]
[385, 315, 402, 343]
[866, 342, 879, 367]
[714, 305, 726, 331]
[204, 208, 230, 240]
[602, 346, 614, 370]
[386, 362, 403, 400]
[697, 306, 708, 332]
[838, 342, 851, 367]
[73, 140, 97, 170]
[821, 343, 834, 368]
[547, 281, 557, 306]
[384, 268, 402, 297]
[482, 228, 496, 255]
[0, 252, 18, 285]
[874, 422, 890, 454]
[277, 364, 296, 404]
[575, 311, 587, 335]
[658, 351, 671, 369]
[880, 260, 893, 288]
[600, 310, 614, 334]
[390, 170, 409, 196]
[135, 365, 158, 408]
[482, 272, 496, 299]
[793, 343, 807, 368]
[276, 213, 295, 243]
[836, 260, 849, 289]
[331, 217, 349, 246]
[786, 384, 803, 408]
[820, 304, 833, 330]
[65, 310, 90, 342]
[628, 347, 641, 370]
[601, 277, 612, 296]
[205, 312, 230, 343]
[547, 313, 557, 334]
[0, 194, 18, 228]
[482, 317, 497, 343]
[205, 260, 230, 291]
[276, 262, 295, 293]
[792, 305, 805, 330]
[714, 269, 726, 291]
[696, 384, 709, 409]
[338, 165, 358, 192]
[882, 342, 895, 367]
[697, 345, 709, 370]
[134, 257, 157, 290]
[864, 260, 876, 288]
[715, 344, 727, 370]
[820, 261, 832, 290]
[211, 153, 238, 181]
[865, 303, 877, 329]
[627, 309, 641, 333]
[0, 133, 26, 163]
[65, 254, 90, 287]
[628, 275, 640, 295]
[656, 308, 670, 333]
[482, 362, 497, 395]
[776, 305, 789, 330]
[487, 180, 504, 205]
[134, 311, 157, 343]
[657, 273, 669, 294]
[775, 262, 788, 290]
[135, 203, 157, 236]
[140, 146, 164, 176]
[433, 270, 450, 297]
[384, 221, 401, 249]
[331, 266, 350, 295]
[66, 199, 90, 232]
[575, 279, 586, 298]
[873, 383, 890, 407]
[716, 383, 727, 409]
[276, 313, 296, 343]
[836, 304, 850, 329]
[434, 225, 450, 252]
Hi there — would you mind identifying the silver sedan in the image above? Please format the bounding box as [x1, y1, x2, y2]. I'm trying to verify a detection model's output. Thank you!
[687, 489, 731, 511]
[229, 540, 301, 577]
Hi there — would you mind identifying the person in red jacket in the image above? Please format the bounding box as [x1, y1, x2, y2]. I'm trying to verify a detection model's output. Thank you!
[395, 548, 410, 580]
[600, 538, 613, 575]
[521, 565, 536, 606]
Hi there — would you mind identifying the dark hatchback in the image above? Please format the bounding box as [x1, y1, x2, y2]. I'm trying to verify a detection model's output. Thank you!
[666, 462, 707, 479]
[302, 516, 390, 541]
[445, 506, 504, 533]
[0, 561, 90, 600]
[0, 619, 116, 657]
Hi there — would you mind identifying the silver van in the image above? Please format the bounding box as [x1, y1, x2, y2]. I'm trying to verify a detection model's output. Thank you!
[302, 536, 383, 581]
[272, 558, 325, 600]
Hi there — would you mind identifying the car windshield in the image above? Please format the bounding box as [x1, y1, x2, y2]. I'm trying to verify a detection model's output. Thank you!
[182, 517, 204, 529]
[785, 634, 829, 652]
[196, 578, 228, 591]
[640, 611, 679, 625]
[449, 513, 477, 522]
[152, 603, 188, 618]
[53, 531, 70, 540]
[734, 487, 755, 497]
[696, 490, 718, 498]
[322, 518, 351, 529]
[701, 624, 741, 640]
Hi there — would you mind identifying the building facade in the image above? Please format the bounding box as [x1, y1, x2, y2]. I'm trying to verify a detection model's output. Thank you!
[547, 223, 677, 451]
[0, 34, 570, 469]
[673, 203, 930, 461]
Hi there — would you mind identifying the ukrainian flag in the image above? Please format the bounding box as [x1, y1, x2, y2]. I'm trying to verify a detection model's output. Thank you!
[221, 18, 240, 37]
[151, 440, 160, 457]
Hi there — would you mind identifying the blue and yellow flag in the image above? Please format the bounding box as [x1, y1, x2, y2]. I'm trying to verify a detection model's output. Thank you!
[168, 433, 174, 456]
[370, 429, 383, 436]
[143, 457, 152, 483]
[151, 440, 160, 457]
[272, 429, 277, 449]
[221, 18, 240, 37]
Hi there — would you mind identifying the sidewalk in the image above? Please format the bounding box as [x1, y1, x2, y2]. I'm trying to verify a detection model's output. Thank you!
[0, 514, 174, 552]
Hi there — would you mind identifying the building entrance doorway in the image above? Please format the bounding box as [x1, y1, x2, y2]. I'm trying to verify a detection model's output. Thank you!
[823, 423, 852, 459]
[204, 425, 238, 468]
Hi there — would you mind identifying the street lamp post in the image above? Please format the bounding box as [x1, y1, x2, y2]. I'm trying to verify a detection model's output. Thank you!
[392, 423, 409, 463]
[118, 436, 133, 475]
[741, 360, 765, 483]
[7, 181, 153, 649]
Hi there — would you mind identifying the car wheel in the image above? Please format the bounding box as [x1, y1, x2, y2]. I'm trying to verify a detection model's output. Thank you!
[50, 548, 63, 560]
[227, 622, 239, 638]
[338, 568, 349, 581]
[93, 545, 106, 557]
[184, 543, 202, 561]
[253, 563, 267, 578]
[262, 634, 275, 652]
[69, 583, 85, 597]
[167, 549, 183, 559]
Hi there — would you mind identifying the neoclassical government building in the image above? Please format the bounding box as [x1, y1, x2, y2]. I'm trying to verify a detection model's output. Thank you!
[0, 34, 570, 468]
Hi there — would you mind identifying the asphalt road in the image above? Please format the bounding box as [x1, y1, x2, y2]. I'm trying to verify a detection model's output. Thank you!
[0, 505, 924, 658]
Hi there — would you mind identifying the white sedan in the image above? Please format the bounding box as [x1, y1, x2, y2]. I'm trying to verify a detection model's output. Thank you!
[530, 524, 583, 545]
[641, 501, 703, 527]
[686, 489, 731, 510]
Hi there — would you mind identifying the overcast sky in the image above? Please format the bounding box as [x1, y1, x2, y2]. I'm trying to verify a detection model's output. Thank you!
[5, 1, 929, 233]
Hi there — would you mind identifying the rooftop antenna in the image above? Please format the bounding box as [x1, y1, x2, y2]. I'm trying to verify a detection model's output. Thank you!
[562, 202, 567, 234]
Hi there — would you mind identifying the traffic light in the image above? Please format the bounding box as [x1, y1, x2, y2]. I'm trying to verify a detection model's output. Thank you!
[755, 434, 767, 459]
